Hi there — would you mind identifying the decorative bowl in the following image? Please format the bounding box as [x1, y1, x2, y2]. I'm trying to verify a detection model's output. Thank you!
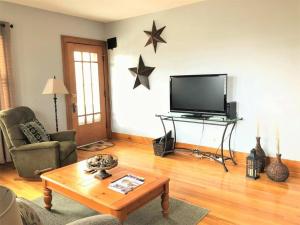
[86, 154, 118, 179]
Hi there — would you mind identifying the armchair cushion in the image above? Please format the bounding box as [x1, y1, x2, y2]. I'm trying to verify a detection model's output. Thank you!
[6, 124, 28, 147]
[20, 119, 50, 143]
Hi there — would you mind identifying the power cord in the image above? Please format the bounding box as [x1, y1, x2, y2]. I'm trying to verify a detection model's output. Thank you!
[215, 132, 231, 155]
[215, 123, 237, 155]
[198, 119, 205, 148]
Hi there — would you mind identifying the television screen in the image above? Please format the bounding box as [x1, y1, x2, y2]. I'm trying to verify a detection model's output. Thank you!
[170, 74, 227, 114]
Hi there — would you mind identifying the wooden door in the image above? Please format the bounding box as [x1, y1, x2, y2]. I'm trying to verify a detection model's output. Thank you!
[64, 42, 108, 146]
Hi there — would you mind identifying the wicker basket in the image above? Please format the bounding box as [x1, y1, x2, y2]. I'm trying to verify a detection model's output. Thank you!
[152, 135, 174, 157]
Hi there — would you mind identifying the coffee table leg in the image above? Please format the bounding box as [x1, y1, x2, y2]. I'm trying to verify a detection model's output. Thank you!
[161, 182, 169, 217]
[115, 211, 127, 225]
[44, 187, 52, 210]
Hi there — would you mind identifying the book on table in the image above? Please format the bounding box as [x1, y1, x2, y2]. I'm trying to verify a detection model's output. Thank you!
[108, 174, 144, 194]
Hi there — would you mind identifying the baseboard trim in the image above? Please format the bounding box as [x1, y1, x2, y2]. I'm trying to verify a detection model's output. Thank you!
[112, 132, 300, 174]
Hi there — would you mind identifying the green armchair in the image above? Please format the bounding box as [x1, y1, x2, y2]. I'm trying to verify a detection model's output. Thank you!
[0, 106, 77, 178]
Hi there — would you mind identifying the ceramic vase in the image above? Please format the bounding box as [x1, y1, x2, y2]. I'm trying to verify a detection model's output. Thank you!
[266, 154, 289, 182]
[255, 137, 266, 172]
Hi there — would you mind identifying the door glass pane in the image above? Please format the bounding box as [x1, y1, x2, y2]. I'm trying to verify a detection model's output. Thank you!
[83, 62, 93, 115]
[86, 115, 93, 124]
[82, 52, 90, 61]
[94, 113, 101, 122]
[91, 53, 98, 62]
[91, 63, 100, 113]
[74, 62, 85, 116]
[78, 116, 85, 125]
[74, 51, 82, 61]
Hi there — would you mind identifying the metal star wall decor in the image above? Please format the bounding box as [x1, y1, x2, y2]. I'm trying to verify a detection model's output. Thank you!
[128, 55, 155, 90]
[144, 21, 166, 53]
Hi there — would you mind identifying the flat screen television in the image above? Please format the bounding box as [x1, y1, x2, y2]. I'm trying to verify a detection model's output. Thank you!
[170, 74, 227, 115]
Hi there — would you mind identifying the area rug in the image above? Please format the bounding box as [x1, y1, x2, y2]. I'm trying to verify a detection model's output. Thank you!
[33, 193, 208, 225]
[78, 140, 114, 151]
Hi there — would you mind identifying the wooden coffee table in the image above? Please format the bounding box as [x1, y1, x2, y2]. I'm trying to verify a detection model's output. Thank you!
[41, 160, 170, 224]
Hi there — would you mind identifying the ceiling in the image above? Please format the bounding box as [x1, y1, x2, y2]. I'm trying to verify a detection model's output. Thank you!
[2, 0, 204, 23]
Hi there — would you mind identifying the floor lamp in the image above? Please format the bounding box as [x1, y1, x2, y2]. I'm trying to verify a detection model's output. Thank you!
[42, 76, 69, 132]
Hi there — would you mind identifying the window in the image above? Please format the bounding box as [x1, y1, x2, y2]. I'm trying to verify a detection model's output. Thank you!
[73, 51, 101, 125]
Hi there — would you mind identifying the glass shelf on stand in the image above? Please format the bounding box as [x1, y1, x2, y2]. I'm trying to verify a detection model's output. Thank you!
[155, 113, 243, 172]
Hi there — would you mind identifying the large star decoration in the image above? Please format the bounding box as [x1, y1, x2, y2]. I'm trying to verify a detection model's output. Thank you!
[129, 55, 155, 90]
[144, 21, 166, 53]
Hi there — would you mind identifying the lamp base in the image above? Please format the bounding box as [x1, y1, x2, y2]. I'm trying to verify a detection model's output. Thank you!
[53, 94, 58, 132]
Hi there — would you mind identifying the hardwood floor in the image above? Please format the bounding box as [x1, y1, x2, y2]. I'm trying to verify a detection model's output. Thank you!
[0, 139, 299, 225]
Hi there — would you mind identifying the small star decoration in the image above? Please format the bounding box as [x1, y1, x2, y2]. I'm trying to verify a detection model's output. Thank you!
[129, 55, 155, 89]
[144, 21, 166, 53]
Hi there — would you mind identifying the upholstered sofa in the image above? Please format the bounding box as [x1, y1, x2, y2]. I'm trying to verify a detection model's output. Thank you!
[0, 106, 77, 178]
[18, 197, 120, 225]
[0, 185, 120, 225]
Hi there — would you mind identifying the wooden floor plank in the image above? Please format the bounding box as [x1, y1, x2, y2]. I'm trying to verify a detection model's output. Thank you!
[0, 139, 299, 225]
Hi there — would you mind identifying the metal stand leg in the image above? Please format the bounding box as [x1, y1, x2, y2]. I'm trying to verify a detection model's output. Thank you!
[159, 116, 168, 155]
[158, 116, 176, 156]
[228, 122, 237, 165]
[171, 117, 176, 150]
[221, 124, 229, 172]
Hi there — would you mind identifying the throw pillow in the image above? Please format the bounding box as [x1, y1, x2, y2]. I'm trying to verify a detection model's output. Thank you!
[16, 197, 43, 225]
[20, 119, 50, 143]
[34, 119, 48, 135]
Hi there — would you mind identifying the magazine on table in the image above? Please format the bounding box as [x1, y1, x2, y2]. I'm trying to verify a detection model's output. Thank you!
[108, 174, 144, 194]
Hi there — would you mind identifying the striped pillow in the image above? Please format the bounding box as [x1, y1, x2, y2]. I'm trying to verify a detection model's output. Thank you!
[20, 119, 50, 143]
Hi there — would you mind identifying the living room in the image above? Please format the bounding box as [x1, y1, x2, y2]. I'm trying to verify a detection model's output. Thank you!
[0, 0, 299, 224]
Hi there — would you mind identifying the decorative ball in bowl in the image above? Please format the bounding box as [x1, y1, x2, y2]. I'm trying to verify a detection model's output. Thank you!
[87, 154, 118, 180]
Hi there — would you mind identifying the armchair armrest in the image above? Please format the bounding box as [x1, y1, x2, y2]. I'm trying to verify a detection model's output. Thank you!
[10, 141, 61, 178]
[12, 141, 60, 151]
[49, 130, 76, 142]
[66, 215, 120, 225]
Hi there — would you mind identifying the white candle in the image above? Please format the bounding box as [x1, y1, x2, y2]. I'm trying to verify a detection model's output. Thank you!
[276, 128, 280, 154]
[256, 120, 260, 137]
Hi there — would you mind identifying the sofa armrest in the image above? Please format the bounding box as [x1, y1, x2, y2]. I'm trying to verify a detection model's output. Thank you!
[49, 130, 76, 142]
[66, 215, 120, 225]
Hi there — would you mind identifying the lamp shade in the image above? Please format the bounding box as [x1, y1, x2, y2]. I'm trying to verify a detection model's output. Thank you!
[42, 78, 69, 95]
[0, 186, 23, 225]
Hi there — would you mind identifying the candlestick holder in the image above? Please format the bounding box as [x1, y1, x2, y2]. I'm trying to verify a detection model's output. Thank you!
[254, 137, 266, 172]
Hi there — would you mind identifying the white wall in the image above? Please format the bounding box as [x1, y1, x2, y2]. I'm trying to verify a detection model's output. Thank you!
[0, 0, 299, 161]
[105, 0, 300, 160]
[0, 2, 105, 132]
